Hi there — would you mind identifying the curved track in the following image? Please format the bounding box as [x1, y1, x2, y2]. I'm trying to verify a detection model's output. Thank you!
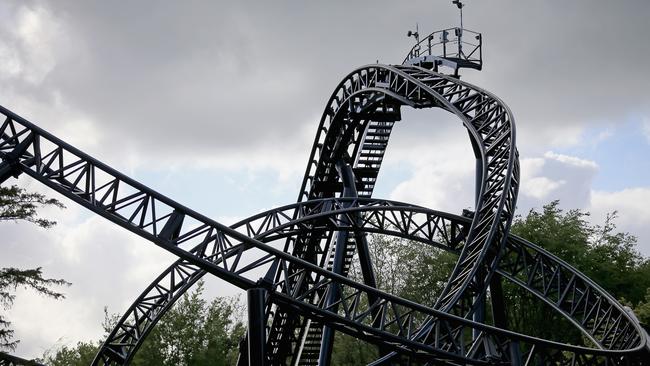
[96, 63, 521, 364]
[92, 198, 647, 364]
[268, 64, 520, 364]
[0, 58, 647, 365]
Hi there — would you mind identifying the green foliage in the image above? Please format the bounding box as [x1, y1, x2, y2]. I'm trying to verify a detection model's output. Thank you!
[332, 233, 458, 363]
[43, 281, 245, 366]
[510, 201, 593, 268]
[331, 333, 378, 365]
[1, 185, 67, 351]
[506, 201, 650, 345]
[332, 201, 649, 359]
[132, 281, 244, 366]
[0, 185, 64, 228]
[43, 341, 98, 366]
[349, 233, 456, 306]
[37, 200, 650, 364]
[633, 289, 650, 326]
[512, 201, 650, 307]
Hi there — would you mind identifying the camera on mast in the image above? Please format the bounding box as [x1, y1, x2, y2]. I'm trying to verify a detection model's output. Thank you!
[407, 23, 420, 44]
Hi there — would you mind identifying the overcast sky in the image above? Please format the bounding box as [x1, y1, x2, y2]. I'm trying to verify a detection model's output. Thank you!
[1, 0, 649, 359]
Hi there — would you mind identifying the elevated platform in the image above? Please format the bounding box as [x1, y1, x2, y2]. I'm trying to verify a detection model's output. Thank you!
[403, 27, 482, 75]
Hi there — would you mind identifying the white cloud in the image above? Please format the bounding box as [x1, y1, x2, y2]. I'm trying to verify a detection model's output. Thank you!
[0, 0, 649, 360]
[525, 176, 565, 199]
[642, 117, 650, 143]
[0, 4, 65, 85]
[518, 151, 598, 210]
[591, 188, 650, 254]
[1, 196, 177, 357]
[390, 164, 474, 212]
[543, 151, 598, 169]
[384, 108, 476, 213]
[514, 153, 650, 255]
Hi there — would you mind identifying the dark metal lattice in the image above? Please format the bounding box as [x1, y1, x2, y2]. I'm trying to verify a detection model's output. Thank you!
[0, 352, 43, 366]
[0, 27, 648, 366]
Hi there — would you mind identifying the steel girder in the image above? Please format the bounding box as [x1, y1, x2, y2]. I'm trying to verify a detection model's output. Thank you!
[88, 197, 649, 365]
[264, 64, 519, 364]
[3, 107, 647, 364]
[0, 60, 647, 365]
[0, 106, 522, 363]
[0, 352, 43, 366]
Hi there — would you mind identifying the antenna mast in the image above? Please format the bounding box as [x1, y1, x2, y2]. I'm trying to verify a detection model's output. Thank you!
[452, 1, 464, 34]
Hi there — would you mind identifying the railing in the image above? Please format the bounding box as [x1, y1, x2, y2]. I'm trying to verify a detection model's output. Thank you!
[403, 27, 482, 72]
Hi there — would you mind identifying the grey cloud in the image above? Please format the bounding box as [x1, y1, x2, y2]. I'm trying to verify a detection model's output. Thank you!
[518, 152, 599, 210]
[2, 1, 648, 166]
[1, 0, 650, 358]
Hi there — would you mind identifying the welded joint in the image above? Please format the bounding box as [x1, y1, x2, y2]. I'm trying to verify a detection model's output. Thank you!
[0, 132, 35, 184]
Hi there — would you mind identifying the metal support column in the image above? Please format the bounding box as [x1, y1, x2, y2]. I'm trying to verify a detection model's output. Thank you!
[318, 161, 355, 366]
[469, 133, 486, 340]
[247, 287, 267, 366]
[490, 274, 508, 329]
[0, 161, 14, 184]
[319, 160, 384, 365]
[318, 230, 348, 365]
[509, 341, 522, 366]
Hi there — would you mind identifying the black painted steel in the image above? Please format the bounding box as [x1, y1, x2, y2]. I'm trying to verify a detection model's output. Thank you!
[403, 27, 483, 74]
[248, 287, 268, 365]
[0, 352, 43, 366]
[266, 63, 520, 365]
[91, 196, 649, 362]
[0, 28, 648, 366]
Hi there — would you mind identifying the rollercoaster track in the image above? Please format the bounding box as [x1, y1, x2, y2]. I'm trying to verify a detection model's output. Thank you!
[92, 197, 649, 365]
[93, 62, 520, 365]
[94, 198, 466, 365]
[0, 352, 43, 366]
[267, 64, 520, 363]
[0, 107, 647, 364]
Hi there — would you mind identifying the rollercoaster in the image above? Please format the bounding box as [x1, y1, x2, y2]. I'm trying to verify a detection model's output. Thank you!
[1, 10, 650, 366]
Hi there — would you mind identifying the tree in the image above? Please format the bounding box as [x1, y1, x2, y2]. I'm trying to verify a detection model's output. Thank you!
[331, 201, 649, 361]
[1, 185, 64, 228]
[43, 281, 245, 366]
[41, 308, 120, 365]
[506, 201, 650, 345]
[39, 200, 649, 364]
[44, 341, 98, 366]
[132, 281, 245, 366]
[332, 232, 457, 364]
[510, 202, 650, 307]
[0, 184, 68, 351]
[633, 288, 650, 326]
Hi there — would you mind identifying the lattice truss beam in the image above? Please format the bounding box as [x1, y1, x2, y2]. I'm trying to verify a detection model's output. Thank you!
[0, 64, 647, 366]
[269, 64, 521, 364]
[89, 198, 647, 364]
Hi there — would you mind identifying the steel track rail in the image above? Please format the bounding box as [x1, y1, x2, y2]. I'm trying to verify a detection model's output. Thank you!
[269, 64, 518, 363]
[0, 352, 43, 366]
[1, 108, 646, 364]
[92, 198, 648, 365]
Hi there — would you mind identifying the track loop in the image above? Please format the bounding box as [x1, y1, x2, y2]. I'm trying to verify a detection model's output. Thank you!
[0, 58, 646, 365]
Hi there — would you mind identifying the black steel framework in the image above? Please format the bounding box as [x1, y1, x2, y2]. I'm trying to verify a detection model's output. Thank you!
[0, 26, 648, 366]
[0, 352, 43, 366]
[403, 27, 483, 75]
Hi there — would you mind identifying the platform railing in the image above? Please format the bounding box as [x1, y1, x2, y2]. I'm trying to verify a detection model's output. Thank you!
[403, 27, 482, 71]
